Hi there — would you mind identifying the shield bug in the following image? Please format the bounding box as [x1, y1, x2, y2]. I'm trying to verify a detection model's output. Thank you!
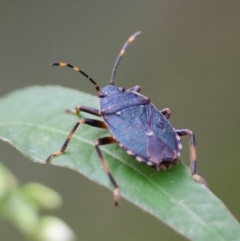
[46, 31, 206, 206]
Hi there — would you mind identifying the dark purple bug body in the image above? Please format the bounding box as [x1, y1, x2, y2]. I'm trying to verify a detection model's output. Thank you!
[46, 31, 206, 206]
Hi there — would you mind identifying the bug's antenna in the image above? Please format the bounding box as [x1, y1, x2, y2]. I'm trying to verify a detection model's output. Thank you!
[51, 62, 101, 93]
[110, 31, 141, 86]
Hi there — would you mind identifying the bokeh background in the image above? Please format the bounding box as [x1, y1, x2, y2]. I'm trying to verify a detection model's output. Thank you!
[1, 1, 240, 240]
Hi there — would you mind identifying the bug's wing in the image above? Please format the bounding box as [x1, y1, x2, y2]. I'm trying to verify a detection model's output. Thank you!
[103, 105, 149, 160]
[146, 104, 178, 163]
[103, 103, 178, 162]
[146, 134, 177, 163]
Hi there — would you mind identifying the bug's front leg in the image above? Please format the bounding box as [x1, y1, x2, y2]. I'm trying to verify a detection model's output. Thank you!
[45, 118, 107, 163]
[127, 85, 141, 93]
[94, 137, 119, 206]
[176, 129, 207, 186]
[160, 108, 171, 119]
[66, 106, 100, 117]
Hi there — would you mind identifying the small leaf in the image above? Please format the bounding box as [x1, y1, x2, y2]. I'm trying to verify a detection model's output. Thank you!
[1, 190, 39, 236]
[37, 216, 76, 241]
[0, 162, 18, 198]
[0, 86, 240, 241]
[21, 182, 62, 210]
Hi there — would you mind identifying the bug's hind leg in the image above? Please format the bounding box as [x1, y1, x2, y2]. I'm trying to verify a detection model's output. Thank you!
[45, 118, 107, 163]
[66, 106, 100, 117]
[94, 137, 120, 206]
[176, 129, 207, 186]
[127, 85, 141, 93]
[160, 108, 171, 119]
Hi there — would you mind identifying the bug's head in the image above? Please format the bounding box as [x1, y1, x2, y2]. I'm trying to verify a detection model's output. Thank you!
[99, 85, 125, 98]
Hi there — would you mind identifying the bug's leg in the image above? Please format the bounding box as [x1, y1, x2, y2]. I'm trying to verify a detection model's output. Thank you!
[127, 85, 141, 93]
[94, 137, 120, 206]
[66, 106, 100, 117]
[176, 129, 207, 186]
[45, 118, 107, 163]
[160, 108, 171, 119]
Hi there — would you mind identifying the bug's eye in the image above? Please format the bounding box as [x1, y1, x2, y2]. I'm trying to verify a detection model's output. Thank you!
[118, 87, 125, 92]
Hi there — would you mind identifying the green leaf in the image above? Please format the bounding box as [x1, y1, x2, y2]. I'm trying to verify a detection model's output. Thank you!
[1, 189, 39, 236]
[0, 86, 239, 241]
[0, 162, 18, 198]
[37, 216, 76, 241]
[21, 182, 62, 210]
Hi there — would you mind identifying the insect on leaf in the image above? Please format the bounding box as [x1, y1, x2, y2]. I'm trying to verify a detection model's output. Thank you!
[0, 86, 240, 241]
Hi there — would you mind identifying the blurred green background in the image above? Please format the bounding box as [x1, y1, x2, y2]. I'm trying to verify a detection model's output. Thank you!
[0, 1, 240, 240]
